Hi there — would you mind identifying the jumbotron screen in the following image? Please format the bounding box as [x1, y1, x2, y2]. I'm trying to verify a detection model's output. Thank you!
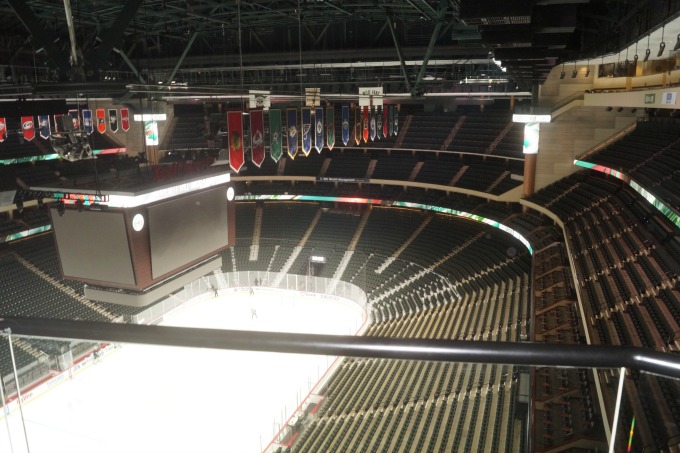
[148, 185, 231, 279]
[51, 209, 136, 285]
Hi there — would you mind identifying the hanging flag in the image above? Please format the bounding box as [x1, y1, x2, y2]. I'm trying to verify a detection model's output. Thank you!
[82, 109, 93, 135]
[108, 109, 119, 133]
[227, 111, 244, 172]
[121, 108, 130, 132]
[362, 106, 369, 143]
[354, 107, 361, 146]
[327, 106, 335, 151]
[376, 106, 383, 140]
[369, 107, 376, 141]
[388, 105, 394, 137]
[54, 114, 63, 135]
[250, 110, 265, 167]
[96, 109, 106, 134]
[68, 109, 80, 130]
[21, 116, 35, 141]
[393, 105, 399, 136]
[341, 105, 350, 146]
[0, 118, 6, 142]
[38, 115, 51, 139]
[269, 109, 282, 162]
[383, 106, 389, 138]
[287, 108, 298, 159]
[314, 107, 324, 153]
[301, 107, 312, 156]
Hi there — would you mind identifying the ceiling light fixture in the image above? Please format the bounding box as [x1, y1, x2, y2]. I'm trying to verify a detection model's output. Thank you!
[560, 63, 565, 79]
[643, 35, 651, 62]
[658, 25, 666, 57]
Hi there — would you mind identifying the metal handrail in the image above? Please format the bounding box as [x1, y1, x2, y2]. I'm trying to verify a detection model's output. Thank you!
[2, 316, 680, 379]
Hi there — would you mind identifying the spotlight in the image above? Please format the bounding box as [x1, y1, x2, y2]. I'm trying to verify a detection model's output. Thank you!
[643, 48, 651, 62]
[560, 71, 566, 79]
[57, 200, 65, 216]
[617, 107, 623, 112]
[606, 107, 613, 112]
[631, 108, 637, 113]
[658, 41, 666, 57]
[633, 54, 638, 65]
[571, 69, 577, 78]
[674, 34, 680, 51]
[585, 68, 591, 77]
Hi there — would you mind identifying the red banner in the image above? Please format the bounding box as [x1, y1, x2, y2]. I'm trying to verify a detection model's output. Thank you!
[96, 109, 106, 134]
[383, 106, 389, 138]
[21, 116, 35, 141]
[250, 110, 265, 167]
[0, 118, 5, 142]
[362, 106, 369, 143]
[54, 114, 63, 135]
[228, 111, 244, 172]
[121, 108, 130, 132]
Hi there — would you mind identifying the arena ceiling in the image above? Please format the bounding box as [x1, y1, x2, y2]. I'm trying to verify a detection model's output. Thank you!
[1, 0, 678, 101]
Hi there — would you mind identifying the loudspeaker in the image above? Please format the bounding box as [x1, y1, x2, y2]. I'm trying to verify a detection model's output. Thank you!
[56, 115, 74, 132]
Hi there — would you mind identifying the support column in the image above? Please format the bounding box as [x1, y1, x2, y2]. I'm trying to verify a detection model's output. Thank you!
[522, 153, 537, 212]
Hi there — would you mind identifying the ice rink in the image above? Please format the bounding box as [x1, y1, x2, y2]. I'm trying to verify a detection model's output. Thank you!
[0, 288, 365, 453]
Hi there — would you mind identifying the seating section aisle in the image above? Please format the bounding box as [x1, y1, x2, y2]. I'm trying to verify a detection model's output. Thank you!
[291, 273, 530, 453]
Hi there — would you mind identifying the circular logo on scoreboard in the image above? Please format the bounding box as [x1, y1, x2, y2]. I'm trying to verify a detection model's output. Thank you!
[132, 213, 145, 232]
[226, 186, 235, 201]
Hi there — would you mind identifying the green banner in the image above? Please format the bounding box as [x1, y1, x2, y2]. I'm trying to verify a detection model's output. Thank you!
[269, 109, 282, 162]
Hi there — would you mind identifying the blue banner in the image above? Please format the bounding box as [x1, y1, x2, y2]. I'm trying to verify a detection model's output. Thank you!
[369, 107, 376, 141]
[314, 107, 324, 153]
[393, 105, 399, 136]
[301, 107, 312, 156]
[341, 105, 350, 146]
[38, 115, 50, 139]
[82, 109, 93, 135]
[287, 108, 298, 158]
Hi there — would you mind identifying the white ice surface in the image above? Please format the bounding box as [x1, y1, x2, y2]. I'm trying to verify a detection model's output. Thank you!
[0, 289, 364, 453]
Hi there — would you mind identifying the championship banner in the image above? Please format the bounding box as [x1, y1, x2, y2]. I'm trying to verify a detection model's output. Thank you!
[227, 111, 244, 172]
[354, 107, 360, 145]
[301, 107, 312, 156]
[120, 108, 130, 132]
[82, 109, 93, 135]
[96, 109, 106, 134]
[369, 107, 376, 141]
[393, 105, 399, 136]
[54, 114, 63, 135]
[0, 118, 6, 142]
[250, 110, 265, 167]
[38, 115, 51, 139]
[341, 105, 350, 146]
[108, 109, 119, 133]
[376, 107, 383, 140]
[21, 116, 35, 141]
[383, 106, 389, 138]
[269, 109, 282, 162]
[314, 107, 324, 153]
[287, 108, 298, 159]
[68, 109, 80, 130]
[362, 106, 369, 143]
[327, 106, 335, 151]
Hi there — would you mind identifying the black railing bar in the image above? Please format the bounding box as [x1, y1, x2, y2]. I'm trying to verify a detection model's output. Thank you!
[1, 317, 680, 379]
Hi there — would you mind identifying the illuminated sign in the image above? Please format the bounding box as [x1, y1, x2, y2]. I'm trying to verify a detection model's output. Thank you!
[133, 113, 167, 121]
[522, 122, 540, 154]
[512, 114, 551, 123]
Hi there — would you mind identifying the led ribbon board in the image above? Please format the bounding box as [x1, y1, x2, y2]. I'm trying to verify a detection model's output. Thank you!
[236, 194, 533, 254]
[574, 159, 680, 229]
